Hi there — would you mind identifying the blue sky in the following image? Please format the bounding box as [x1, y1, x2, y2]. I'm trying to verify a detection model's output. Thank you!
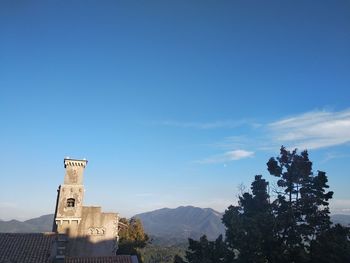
[1, 0, 350, 220]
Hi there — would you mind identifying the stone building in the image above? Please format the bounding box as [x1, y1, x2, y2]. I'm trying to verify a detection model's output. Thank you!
[0, 157, 138, 263]
[52, 158, 120, 259]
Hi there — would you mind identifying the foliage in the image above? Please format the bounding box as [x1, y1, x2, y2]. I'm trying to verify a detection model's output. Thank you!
[266, 147, 334, 262]
[140, 244, 186, 263]
[117, 217, 149, 263]
[183, 147, 350, 263]
[309, 223, 350, 263]
[185, 235, 228, 263]
[222, 175, 277, 262]
[173, 254, 186, 263]
[118, 219, 187, 263]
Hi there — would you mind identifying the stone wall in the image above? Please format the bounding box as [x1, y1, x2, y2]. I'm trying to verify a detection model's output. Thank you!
[67, 206, 118, 256]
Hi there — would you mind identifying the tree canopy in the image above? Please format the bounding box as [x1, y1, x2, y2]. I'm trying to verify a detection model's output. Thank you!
[178, 147, 350, 263]
[117, 217, 149, 263]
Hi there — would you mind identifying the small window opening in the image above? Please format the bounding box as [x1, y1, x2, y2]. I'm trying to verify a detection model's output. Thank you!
[67, 198, 75, 208]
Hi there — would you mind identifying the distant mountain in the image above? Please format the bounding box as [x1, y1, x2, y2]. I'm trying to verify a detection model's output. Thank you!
[134, 206, 225, 243]
[135, 207, 350, 244]
[0, 214, 53, 233]
[331, 214, 350, 226]
[1, 209, 349, 244]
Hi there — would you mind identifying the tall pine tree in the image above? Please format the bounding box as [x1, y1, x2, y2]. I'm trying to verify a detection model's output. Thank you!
[267, 147, 334, 262]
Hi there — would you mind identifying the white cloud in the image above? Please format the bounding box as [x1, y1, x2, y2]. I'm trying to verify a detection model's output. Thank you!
[158, 119, 260, 129]
[321, 152, 350, 163]
[210, 136, 251, 149]
[166, 108, 350, 166]
[226, 150, 255, 160]
[268, 109, 350, 150]
[196, 149, 254, 164]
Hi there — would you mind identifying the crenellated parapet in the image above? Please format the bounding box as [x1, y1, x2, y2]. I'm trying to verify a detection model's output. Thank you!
[64, 158, 88, 168]
[63, 158, 87, 185]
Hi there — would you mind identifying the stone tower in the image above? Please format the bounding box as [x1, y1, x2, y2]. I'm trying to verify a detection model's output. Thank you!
[52, 158, 119, 259]
[53, 158, 88, 237]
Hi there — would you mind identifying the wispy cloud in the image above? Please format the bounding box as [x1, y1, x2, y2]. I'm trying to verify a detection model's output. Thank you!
[321, 152, 350, 163]
[209, 136, 251, 149]
[134, 193, 155, 197]
[158, 119, 260, 129]
[170, 108, 350, 165]
[196, 150, 254, 164]
[268, 109, 350, 150]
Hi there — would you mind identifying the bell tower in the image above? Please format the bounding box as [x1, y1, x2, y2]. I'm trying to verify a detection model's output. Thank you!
[53, 158, 88, 237]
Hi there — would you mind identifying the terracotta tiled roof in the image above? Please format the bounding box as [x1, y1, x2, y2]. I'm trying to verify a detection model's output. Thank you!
[65, 255, 137, 263]
[0, 233, 55, 263]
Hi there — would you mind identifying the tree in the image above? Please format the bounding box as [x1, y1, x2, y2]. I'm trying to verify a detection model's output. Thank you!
[174, 254, 186, 263]
[185, 235, 227, 263]
[309, 223, 350, 263]
[117, 217, 149, 263]
[184, 147, 350, 263]
[222, 175, 277, 262]
[267, 147, 334, 262]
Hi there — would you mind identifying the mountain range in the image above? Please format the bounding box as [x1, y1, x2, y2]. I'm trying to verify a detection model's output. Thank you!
[0, 214, 54, 233]
[134, 206, 225, 243]
[1, 206, 349, 243]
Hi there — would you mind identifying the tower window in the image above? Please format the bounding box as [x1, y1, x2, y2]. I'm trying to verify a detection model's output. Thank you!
[67, 198, 75, 208]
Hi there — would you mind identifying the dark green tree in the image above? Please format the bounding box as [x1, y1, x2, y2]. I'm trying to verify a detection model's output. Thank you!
[173, 254, 186, 263]
[185, 235, 227, 263]
[222, 175, 277, 262]
[310, 223, 350, 263]
[267, 147, 334, 262]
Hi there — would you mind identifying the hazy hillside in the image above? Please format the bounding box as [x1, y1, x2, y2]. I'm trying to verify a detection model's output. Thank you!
[134, 206, 225, 242]
[331, 214, 350, 226]
[1, 209, 349, 243]
[0, 214, 53, 233]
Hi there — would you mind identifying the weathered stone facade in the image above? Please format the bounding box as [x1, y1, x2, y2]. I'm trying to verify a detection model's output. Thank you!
[53, 158, 119, 259]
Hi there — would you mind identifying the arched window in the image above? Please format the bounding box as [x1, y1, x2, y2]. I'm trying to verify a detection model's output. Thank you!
[67, 198, 75, 208]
